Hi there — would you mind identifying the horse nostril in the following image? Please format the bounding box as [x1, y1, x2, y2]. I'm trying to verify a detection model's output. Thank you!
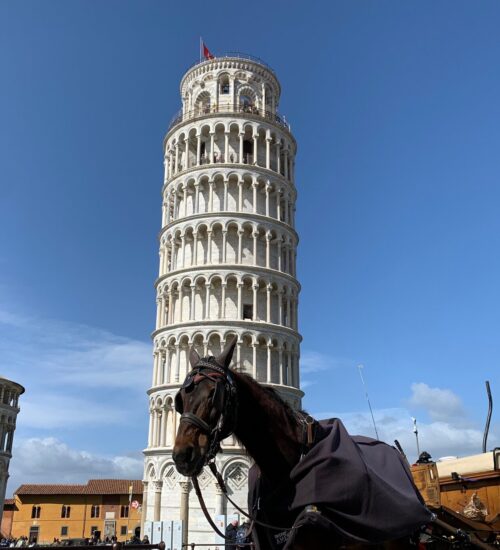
[174, 446, 195, 465]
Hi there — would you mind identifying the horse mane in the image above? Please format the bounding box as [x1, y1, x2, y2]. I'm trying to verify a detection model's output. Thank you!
[229, 369, 305, 477]
[232, 369, 306, 422]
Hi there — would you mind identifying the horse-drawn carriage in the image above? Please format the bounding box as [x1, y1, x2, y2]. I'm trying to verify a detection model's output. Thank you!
[172, 337, 499, 549]
[411, 452, 500, 547]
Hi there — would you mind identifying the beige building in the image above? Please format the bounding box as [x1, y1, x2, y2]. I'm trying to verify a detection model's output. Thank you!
[11, 480, 143, 544]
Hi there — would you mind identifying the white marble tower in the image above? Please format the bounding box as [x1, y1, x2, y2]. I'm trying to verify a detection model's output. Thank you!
[143, 52, 301, 545]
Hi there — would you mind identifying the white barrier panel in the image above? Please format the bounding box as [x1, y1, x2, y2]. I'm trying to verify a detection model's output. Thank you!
[163, 521, 173, 550]
[172, 520, 183, 550]
[144, 522, 153, 543]
[152, 521, 163, 544]
[214, 514, 226, 545]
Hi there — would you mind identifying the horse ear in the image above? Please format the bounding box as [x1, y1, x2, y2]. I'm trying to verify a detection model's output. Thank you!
[189, 346, 201, 369]
[216, 335, 238, 370]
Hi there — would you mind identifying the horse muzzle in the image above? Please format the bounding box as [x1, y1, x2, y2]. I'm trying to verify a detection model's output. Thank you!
[173, 444, 205, 477]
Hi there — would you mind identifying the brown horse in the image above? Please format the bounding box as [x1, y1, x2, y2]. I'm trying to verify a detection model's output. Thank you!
[173, 337, 427, 549]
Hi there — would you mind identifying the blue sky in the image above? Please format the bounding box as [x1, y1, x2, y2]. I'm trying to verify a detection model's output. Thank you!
[1, 1, 499, 493]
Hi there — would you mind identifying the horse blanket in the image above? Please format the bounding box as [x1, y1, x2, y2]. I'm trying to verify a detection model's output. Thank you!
[248, 418, 433, 549]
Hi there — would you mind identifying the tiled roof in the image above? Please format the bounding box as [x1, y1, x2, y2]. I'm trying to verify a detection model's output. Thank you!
[85, 480, 143, 495]
[4, 499, 15, 505]
[15, 480, 143, 496]
[15, 484, 86, 495]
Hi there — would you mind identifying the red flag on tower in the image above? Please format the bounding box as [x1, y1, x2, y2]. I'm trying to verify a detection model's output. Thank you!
[201, 40, 214, 60]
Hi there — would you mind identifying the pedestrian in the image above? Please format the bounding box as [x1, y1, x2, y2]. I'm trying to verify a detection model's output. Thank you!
[236, 521, 251, 548]
[224, 519, 238, 550]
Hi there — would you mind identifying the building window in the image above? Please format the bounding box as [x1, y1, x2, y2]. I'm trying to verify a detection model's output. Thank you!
[220, 75, 230, 95]
[31, 506, 41, 519]
[61, 526, 68, 537]
[91, 505, 100, 518]
[243, 304, 253, 320]
[90, 526, 98, 535]
[243, 140, 253, 164]
[61, 505, 71, 518]
[240, 95, 253, 110]
[120, 526, 127, 536]
[28, 526, 39, 544]
[120, 505, 129, 518]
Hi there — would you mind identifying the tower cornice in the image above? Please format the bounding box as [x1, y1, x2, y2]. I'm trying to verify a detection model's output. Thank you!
[164, 109, 295, 146]
[151, 319, 301, 342]
[158, 211, 299, 242]
[154, 264, 302, 291]
[162, 163, 297, 196]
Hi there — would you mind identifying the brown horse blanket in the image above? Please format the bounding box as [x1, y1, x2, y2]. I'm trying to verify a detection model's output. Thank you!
[249, 418, 433, 548]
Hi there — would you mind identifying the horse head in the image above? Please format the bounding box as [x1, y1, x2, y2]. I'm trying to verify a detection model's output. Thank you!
[173, 336, 237, 477]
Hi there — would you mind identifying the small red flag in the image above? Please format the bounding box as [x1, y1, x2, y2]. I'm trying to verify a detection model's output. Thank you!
[203, 42, 214, 60]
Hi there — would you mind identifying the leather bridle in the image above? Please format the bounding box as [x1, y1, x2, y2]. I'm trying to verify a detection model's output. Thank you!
[174, 360, 237, 464]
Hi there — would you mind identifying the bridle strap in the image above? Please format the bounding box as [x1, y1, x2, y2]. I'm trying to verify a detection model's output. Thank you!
[192, 476, 232, 540]
[178, 364, 235, 463]
[179, 412, 212, 435]
[195, 461, 292, 532]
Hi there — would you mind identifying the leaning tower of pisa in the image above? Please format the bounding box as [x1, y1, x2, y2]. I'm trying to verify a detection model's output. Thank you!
[143, 52, 301, 545]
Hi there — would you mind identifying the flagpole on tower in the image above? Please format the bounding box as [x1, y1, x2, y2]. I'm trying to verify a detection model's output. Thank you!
[199, 37, 202, 62]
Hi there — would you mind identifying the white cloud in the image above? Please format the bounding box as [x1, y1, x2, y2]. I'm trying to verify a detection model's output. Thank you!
[409, 382, 465, 421]
[300, 351, 355, 374]
[0, 304, 151, 431]
[8, 437, 143, 496]
[312, 401, 498, 463]
[20, 394, 127, 429]
[0, 307, 151, 391]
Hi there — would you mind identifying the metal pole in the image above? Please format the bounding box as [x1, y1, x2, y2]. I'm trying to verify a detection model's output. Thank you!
[357, 365, 379, 440]
[482, 380, 492, 453]
[412, 417, 420, 458]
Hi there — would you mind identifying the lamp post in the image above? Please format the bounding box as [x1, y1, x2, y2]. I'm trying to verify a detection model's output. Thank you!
[412, 417, 420, 458]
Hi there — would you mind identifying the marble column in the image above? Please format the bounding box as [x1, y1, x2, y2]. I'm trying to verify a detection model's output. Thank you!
[179, 480, 191, 547]
[153, 481, 163, 522]
[140, 481, 148, 536]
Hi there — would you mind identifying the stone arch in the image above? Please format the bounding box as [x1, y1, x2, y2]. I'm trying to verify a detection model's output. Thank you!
[195, 90, 212, 115]
[240, 331, 254, 375]
[226, 221, 239, 265]
[191, 331, 205, 358]
[240, 221, 254, 266]
[237, 86, 257, 111]
[270, 336, 280, 383]
[178, 333, 190, 381]
[194, 274, 208, 321]
[209, 274, 223, 319]
[207, 331, 222, 357]
[213, 122, 226, 162]
[146, 463, 156, 482]
[218, 72, 231, 96]
[225, 273, 238, 320]
[197, 175, 210, 214]
[255, 334, 268, 382]
[210, 220, 224, 265]
[164, 396, 176, 448]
